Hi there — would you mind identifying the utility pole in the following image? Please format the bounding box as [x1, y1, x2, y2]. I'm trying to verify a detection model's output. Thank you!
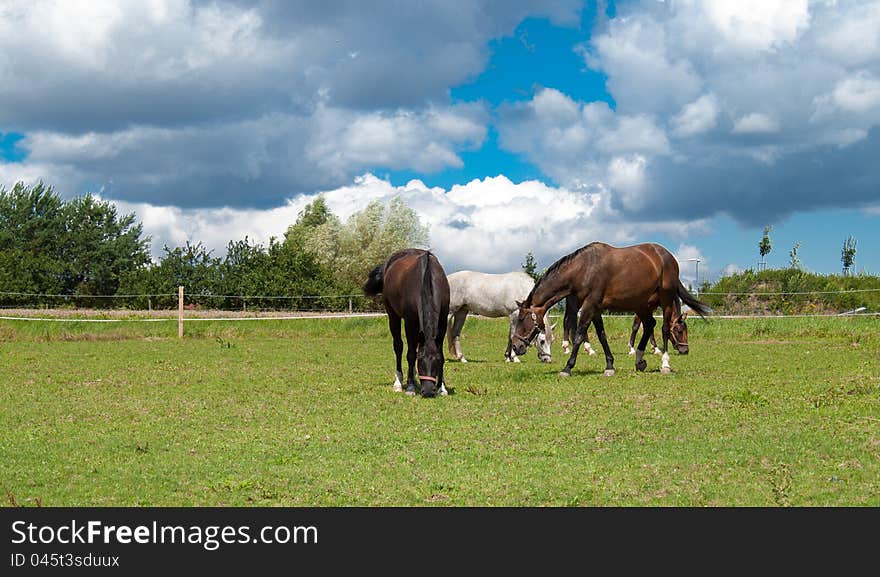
[685, 258, 701, 294]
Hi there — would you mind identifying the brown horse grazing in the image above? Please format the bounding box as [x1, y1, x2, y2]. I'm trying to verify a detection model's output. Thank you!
[363, 248, 450, 397]
[511, 242, 710, 377]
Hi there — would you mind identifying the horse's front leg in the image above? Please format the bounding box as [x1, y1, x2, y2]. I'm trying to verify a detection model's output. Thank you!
[388, 312, 404, 392]
[436, 317, 449, 396]
[634, 312, 656, 372]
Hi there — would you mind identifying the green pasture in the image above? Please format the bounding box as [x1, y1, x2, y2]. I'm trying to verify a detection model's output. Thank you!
[1, 314, 878, 506]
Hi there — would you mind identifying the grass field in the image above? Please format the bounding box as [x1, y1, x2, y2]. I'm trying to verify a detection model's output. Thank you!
[1, 313, 878, 506]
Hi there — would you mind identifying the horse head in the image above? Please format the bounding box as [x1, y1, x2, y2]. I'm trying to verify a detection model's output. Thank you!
[511, 300, 546, 357]
[670, 311, 689, 355]
[416, 340, 444, 397]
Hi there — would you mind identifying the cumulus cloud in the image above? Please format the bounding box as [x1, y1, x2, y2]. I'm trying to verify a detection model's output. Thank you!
[111, 173, 709, 273]
[497, 0, 880, 225]
[672, 94, 719, 137]
[0, 0, 576, 206]
[731, 112, 780, 134]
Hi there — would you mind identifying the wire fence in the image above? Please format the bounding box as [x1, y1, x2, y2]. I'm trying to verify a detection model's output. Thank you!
[0, 290, 381, 313]
[0, 287, 878, 320]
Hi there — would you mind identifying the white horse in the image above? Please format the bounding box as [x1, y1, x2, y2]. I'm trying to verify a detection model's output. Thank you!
[447, 271, 554, 363]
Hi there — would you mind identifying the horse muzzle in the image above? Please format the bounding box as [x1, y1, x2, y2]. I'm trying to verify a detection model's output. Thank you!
[418, 375, 439, 398]
[677, 345, 689, 355]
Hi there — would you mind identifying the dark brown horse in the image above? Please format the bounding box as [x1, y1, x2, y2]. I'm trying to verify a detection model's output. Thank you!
[512, 242, 710, 377]
[363, 248, 450, 397]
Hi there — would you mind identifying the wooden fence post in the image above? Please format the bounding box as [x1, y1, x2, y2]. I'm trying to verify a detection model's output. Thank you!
[178, 285, 184, 339]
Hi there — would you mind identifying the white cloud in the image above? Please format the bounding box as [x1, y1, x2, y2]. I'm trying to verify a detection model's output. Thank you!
[672, 94, 719, 137]
[829, 72, 880, 113]
[108, 173, 709, 274]
[500, 0, 880, 225]
[696, 0, 810, 53]
[731, 112, 780, 134]
[586, 13, 702, 113]
[721, 263, 743, 277]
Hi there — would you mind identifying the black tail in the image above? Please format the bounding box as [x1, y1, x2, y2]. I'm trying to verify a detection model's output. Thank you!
[418, 252, 437, 339]
[677, 279, 712, 318]
[363, 264, 384, 296]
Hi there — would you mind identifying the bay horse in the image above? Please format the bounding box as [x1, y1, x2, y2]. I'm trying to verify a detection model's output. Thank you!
[511, 242, 710, 377]
[561, 295, 690, 356]
[363, 248, 450, 397]
[447, 270, 554, 364]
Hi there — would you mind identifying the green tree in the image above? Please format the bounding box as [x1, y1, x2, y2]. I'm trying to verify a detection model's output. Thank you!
[217, 236, 270, 308]
[60, 194, 151, 297]
[841, 236, 857, 276]
[0, 182, 149, 306]
[758, 225, 772, 271]
[0, 181, 66, 299]
[522, 251, 539, 280]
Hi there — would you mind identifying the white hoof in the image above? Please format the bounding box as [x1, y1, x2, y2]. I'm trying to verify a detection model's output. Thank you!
[460, 357, 468, 363]
[392, 381, 403, 392]
[628, 347, 636, 355]
[603, 369, 615, 377]
[505, 357, 512, 363]
[653, 348, 663, 356]
[439, 382, 449, 396]
[588, 348, 597, 356]
[661, 367, 672, 374]
[513, 356, 521, 363]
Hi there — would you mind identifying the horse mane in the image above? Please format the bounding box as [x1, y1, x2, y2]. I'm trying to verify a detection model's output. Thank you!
[525, 243, 597, 306]
[417, 251, 437, 341]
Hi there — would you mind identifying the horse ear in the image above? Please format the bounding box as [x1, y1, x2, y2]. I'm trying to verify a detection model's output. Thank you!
[515, 300, 523, 308]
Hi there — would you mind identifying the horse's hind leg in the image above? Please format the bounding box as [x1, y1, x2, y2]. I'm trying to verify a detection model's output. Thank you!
[448, 308, 469, 362]
[628, 314, 641, 355]
[634, 312, 656, 372]
[562, 295, 576, 354]
[591, 313, 615, 377]
[561, 302, 603, 377]
[506, 311, 521, 362]
[388, 312, 404, 392]
[659, 305, 674, 374]
[650, 324, 661, 355]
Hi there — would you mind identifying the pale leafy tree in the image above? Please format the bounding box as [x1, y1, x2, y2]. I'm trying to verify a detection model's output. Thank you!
[788, 242, 801, 270]
[305, 195, 429, 288]
[841, 236, 857, 276]
[758, 225, 772, 271]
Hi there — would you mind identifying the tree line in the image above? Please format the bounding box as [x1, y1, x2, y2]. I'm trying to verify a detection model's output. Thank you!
[0, 182, 427, 310]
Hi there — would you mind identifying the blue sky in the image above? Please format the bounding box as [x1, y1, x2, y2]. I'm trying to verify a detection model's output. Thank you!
[1, 0, 879, 281]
